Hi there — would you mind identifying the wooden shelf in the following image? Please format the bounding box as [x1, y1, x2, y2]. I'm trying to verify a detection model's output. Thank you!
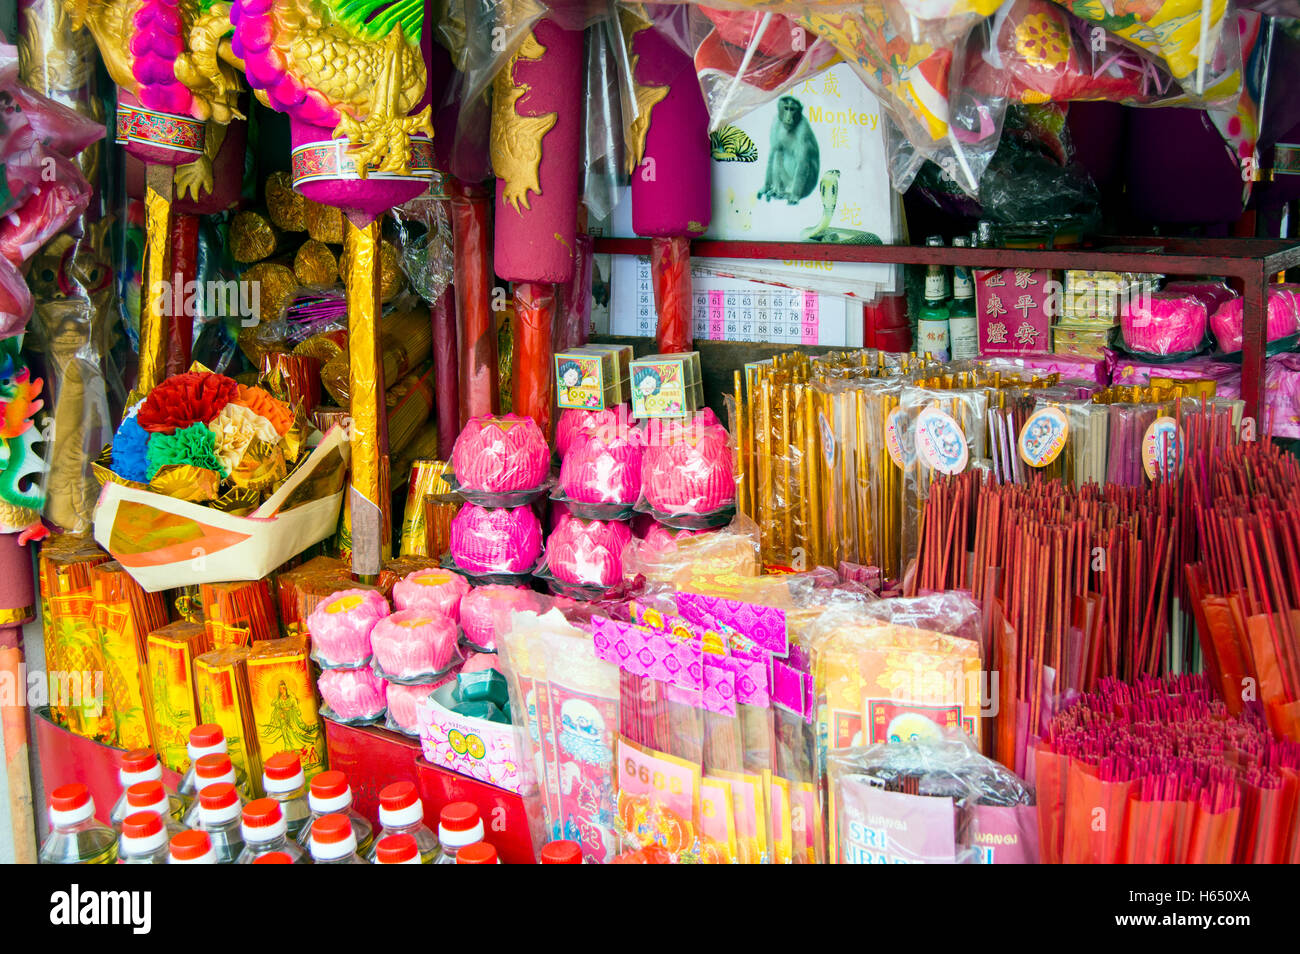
[594, 236, 1300, 423]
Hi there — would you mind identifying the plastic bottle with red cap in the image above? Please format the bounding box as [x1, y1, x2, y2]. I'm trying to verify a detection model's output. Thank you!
[117, 811, 172, 864]
[364, 781, 439, 863]
[110, 749, 182, 826]
[182, 754, 246, 827]
[39, 783, 118, 864]
[252, 852, 294, 864]
[296, 770, 374, 857]
[235, 798, 310, 864]
[169, 830, 217, 864]
[540, 840, 583, 864]
[178, 725, 247, 808]
[261, 751, 312, 841]
[373, 833, 421, 865]
[118, 781, 185, 837]
[432, 801, 485, 864]
[192, 782, 247, 863]
[308, 813, 369, 864]
[456, 842, 500, 864]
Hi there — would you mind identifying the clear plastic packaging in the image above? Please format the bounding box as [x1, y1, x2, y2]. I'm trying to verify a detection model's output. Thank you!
[557, 432, 645, 509]
[638, 415, 737, 523]
[317, 666, 389, 724]
[447, 503, 544, 577]
[622, 516, 761, 588]
[450, 413, 552, 501]
[540, 514, 634, 593]
[459, 584, 547, 652]
[370, 610, 464, 684]
[1120, 293, 1209, 357]
[1210, 291, 1298, 354]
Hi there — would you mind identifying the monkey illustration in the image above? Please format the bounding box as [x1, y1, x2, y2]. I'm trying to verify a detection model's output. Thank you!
[759, 96, 820, 205]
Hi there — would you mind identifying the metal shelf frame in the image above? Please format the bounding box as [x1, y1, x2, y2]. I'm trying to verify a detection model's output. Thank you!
[594, 235, 1300, 423]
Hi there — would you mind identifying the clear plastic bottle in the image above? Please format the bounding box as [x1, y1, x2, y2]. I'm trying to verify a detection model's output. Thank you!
[119, 781, 186, 838]
[433, 801, 484, 864]
[364, 781, 438, 863]
[540, 840, 583, 864]
[373, 833, 421, 865]
[193, 782, 245, 863]
[110, 749, 183, 826]
[178, 724, 247, 808]
[308, 814, 369, 864]
[39, 784, 118, 865]
[182, 754, 244, 828]
[235, 798, 310, 864]
[296, 770, 374, 857]
[261, 752, 311, 841]
[456, 842, 500, 864]
[169, 830, 217, 864]
[117, 811, 171, 864]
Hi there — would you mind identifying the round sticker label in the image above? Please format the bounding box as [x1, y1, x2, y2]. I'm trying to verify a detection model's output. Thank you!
[819, 413, 836, 468]
[885, 407, 911, 469]
[1018, 407, 1069, 468]
[914, 408, 968, 475]
[1142, 416, 1182, 481]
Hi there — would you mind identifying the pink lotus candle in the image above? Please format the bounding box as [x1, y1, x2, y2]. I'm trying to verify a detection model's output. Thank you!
[641, 421, 736, 515]
[392, 568, 471, 621]
[460, 653, 502, 674]
[1210, 291, 1298, 353]
[384, 680, 439, 734]
[1120, 293, 1208, 356]
[307, 588, 390, 666]
[555, 405, 638, 456]
[318, 666, 388, 721]
[546, 515, 633, 588]
[449, 504, 543, 574]
[641, 523, 719, 551]
[451, 414, 550, 492]
[459, 585, 541, 650]
[559, 434, 645, 505]
[370, 610, 460, 679]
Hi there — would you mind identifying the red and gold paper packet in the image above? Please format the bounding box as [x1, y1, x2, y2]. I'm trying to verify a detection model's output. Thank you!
[92, 562, 168, 752]
[38, 535, 113, 739]
[246, 636, 326, 781]
[199, 580, 280, 649]
[195, 646, 263, 796]
[145, 621, 210, 771]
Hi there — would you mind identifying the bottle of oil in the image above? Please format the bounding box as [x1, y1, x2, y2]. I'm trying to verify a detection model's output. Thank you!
[949, 235, 979, 361]
[182, 754, 244, 828]
[169, 830, 217, 864]
[110, 750, 182, 826]
[373, 833, 421, 865]
[261, 752, 311, 841]
[39, 784, 118, 864]
[296, 771, 374, 857]
[193, 782, 245, 863]
[308, 814, 369, 864]
[118, 812, 171, 864]
[119, 781, 185, 838]
[178, 725, 247, 808]
[540, 840, 583, 864]
[236, 799, 310, 864]
[433, 801, 484, 864]
[365, 781, 438, 863]
[916, 236, 951, 362]
[456, 842, 500, 864]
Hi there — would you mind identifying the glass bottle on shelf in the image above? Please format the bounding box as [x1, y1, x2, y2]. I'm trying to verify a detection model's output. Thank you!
[949, 236, 979, 361]
[917, 235, 950, 362]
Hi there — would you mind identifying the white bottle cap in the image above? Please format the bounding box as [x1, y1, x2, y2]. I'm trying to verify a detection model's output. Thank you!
[309, 814, 359, 862]
[48, 784, 95, 827]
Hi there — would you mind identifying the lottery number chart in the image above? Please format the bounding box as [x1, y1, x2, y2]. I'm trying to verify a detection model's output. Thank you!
[612, 256, 851, 346]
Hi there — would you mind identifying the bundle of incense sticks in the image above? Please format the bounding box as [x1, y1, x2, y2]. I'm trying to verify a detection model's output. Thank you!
[199, 580, 280, 650]
[38, 536, 113, 738]
[1037, 674, 1300, 863]
[92, 563, 169, 750]
[1184, 438, 1300, 740]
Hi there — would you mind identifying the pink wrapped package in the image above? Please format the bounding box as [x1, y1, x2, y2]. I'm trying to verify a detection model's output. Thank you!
[555, 405, 638, 456]
[1120, 294, 1208, 356]
[1112, 357, 1240, 391]
[307, 589, 391, 667]
[385, 680, 445, 735]
[1163, 280, 1237, 316]
[318, 667, 387, 723]
[461, 653, 502, 674]
[1266, 354, 1300, 439]
[370, 610, 461, 681]
[545, 515, 633, 589]
[391, 568, 471, 621]
[641, 420, 736, 516]
[1209, 290, 1298, 353]
[559, 434, 645, 505]
[451, 414, 551, 492]
[459, 585, 541, 651]
[449, 504, 543, 575]
[977, 354, 1112, 389]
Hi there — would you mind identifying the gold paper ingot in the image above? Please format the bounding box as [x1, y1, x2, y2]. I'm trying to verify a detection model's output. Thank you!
[246, 636, 326, 780]
[293, 330, 347, 364]
[294, 239, 339, 286]
[211, 487, 261, 516]
[265, 171, 306, 232]
[148, 464, 221, 502]
[281, 406, 310, 464]
[145, 621, 209, 772]
[304, 199, 344, 244]
[139, 166, 172, 394]
[230, 439, 288, 493]
[194, 647, 264, 797]
[230, 210, 280, 263]
[237, 263, 300, 365]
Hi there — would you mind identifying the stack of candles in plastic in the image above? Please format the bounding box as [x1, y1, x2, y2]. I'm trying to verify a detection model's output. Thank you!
[308, 589, 390, 724]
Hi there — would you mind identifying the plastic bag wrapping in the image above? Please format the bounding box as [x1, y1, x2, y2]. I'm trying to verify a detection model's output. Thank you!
[829, 732, 1035, 863]
[512, 282, 557, 438]
[451, 412, 550, 493]
[497, 607, 622, 863]
[1265, 353, 1300, 440]
[390, 194, 455, 306]
[1, 146, 93, 269]
[650, 236, 693, 354]
[585, 18, 627, 223]
[558, 429, 645, 505]
[1210, 290, 1298, 353]
[554, 232, 593, 352]
[638, 411, 736, 518]
[1119, 293, 1209, 357]
[622, 515, 761, 587]
[450, 181, 499, 424]
[448, 501, 544, 575]
[541, 513, 634, 591]
[319, 309, 433, 405]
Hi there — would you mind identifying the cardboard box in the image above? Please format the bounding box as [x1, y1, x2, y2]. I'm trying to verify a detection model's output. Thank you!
[416, 682, 523, 794]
